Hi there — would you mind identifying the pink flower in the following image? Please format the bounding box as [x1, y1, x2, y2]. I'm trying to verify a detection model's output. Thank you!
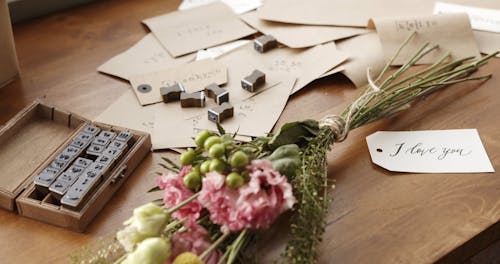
[157, 166, 202, 227]
[167, 224, 222, 264]
[198, 160, 295, 232]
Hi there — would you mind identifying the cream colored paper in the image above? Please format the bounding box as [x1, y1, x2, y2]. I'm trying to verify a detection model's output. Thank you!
[0, 0, 18, 88]
[366, 129, 494, 173]
[241, 11, 369, 48]
[143, 2, 256, 57]
[152, 74, 293, 149]
[94, 90, 158, 135]
[194, 77, 296, 136]
[97, 34, 193, 80]
[129, 58, 227, 106]
[434, 2, 500, 57]
[322, 32, 385, 88]
[257, 0, 500, 27]
[369, 13, 480, 65]
[195, 40, 250, 60]
[179, 0, 262, 15]
[216, 42, 348, 94]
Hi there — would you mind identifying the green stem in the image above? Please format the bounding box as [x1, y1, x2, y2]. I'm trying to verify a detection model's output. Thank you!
[227, 229, 248, 264]
[200, 232, 230, 260]
[166, 192, 200, 214]
[113, 254, 127, 264]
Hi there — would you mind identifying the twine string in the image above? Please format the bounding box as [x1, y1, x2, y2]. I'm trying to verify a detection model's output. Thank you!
[320, 68, 382, 142]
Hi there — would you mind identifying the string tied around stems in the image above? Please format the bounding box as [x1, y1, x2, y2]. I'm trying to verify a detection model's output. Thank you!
[319, 67, 382, 142]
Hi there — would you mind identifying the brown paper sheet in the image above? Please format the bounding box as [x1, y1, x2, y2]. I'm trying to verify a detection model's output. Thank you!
[97, 34, 193, 80]
[129, 58, 228, 106]
[143, 2, 256, 57]
[152, 74, 294, 149]
[322, 32, 385, 88]
[474, 31, 500, 57]
[369, 13, 480, 65]
[0, 0, 18, 88]
[94, 90, 159, 136]
[216, 42, 348, 94]
[257, 0, 500, 27]
[240, 11, 369, 48]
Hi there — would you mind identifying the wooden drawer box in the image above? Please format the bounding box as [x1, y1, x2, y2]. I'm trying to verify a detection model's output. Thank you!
[0, 101, 151, 232]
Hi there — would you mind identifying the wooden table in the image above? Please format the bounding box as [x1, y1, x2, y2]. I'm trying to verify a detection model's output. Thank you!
[1, 0, 499, 263]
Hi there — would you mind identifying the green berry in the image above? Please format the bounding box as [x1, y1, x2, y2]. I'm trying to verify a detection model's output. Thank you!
[183, 171, 201, 190]
[194, 130, 212, 147]
[179, 149, 195, 165]
[241, 170, 250, 181]
[200, 160, 211, 174]
[203, 136, 221, 151]
[226, 172, 244, 189]
[209, 143, 225, 158]
[209, 159, 227, 173]
[230, 151, 249, 168]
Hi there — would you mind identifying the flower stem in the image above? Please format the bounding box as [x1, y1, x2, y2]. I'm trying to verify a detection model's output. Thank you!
[166, 192, 201, 214]
[200, 232, 230, 260]
[227, 229, 248, 264]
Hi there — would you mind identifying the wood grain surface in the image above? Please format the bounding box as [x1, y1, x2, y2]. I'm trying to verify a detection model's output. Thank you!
[0, 0, 499, 263]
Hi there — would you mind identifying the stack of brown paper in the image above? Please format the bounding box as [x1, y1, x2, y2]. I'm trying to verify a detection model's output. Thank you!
[97, 34, 193, 80]
[143, 2, 256, 57]
[0, 0, 18, 88]
[369, 13, 480, 65]
[240, 11, 369, 48]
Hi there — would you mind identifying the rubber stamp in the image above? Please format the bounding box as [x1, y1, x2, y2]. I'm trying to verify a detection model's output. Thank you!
[180, 92, 205, 108]
[254, 35, 278, 53]
[208, 102, 234, 123]
[160, 82, 185, 103]
[241, 70, 265, 92]
[204, 83, 229, 105]
[116, 131, 133, 143]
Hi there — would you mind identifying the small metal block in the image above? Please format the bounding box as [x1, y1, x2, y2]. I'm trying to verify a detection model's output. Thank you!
[82, 168, 101, 179]
[34, 168, 60, 187]
[208, 102, 234, 123]
[74, 157, 93, 168]
[204, 83, 229, 105]
[50, 159, 68, 171]
[96, 154, 114, 167]
[61, 175, 101, 208]
[75, 132, 93, 142]
[89, 162, 108, 174]
[160, 83, 185, 103]
[104, 147, 123, 159]
[109, 140, 127, 150]
[87, 144, 105, 156]
[55, 153, 73, 164]
[97, 130, 116, 141]
[180, 92, 205, 108]
[82, 124, 101, 136]
[71, 138, 89, 149]
[62, 146, 81, 157]
[254, 35, 278, 53]
[116, 131, 133, 143]
[49, 180, 71, 196]
[241, 70, 266, 92]
[65, 164, 85, 178]
[92, 137, 110, 147]
[58, 172, 79, 185]
[137, 84, 152, 94]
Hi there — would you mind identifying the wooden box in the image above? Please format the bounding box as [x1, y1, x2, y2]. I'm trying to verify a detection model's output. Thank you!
[0, 101, 151, 232]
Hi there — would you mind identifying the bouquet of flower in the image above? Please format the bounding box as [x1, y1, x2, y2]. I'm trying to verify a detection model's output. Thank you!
[77, 33, 498, 264]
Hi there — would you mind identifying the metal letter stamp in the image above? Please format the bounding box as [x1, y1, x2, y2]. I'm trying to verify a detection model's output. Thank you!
[180, 92, 205, 108]
[208, 102, 234, 123]
[204, 83, 229, 105]
[254, 35, 278, 53]
[241, 70, 265, 92]
[160, 82, 185, 103]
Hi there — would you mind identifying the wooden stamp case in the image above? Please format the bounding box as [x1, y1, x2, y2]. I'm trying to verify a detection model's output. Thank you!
[0, 101, 151, 232]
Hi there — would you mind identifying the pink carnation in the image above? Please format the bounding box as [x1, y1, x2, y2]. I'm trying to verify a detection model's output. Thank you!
[198, 160, 295, 232]
[157, 166, 202, 227]
[167, 224, 222, 264]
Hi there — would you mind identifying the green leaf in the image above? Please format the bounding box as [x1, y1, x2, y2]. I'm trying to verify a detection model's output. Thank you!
[268, 120, 319, 150]
[151, 198, 164, 206]
[147, 186, 161, 193]
[216, 122, 226, 135]
[161, 157, 181, 170]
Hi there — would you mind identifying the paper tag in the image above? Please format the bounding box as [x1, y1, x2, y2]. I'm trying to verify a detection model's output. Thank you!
[195, 40, 249, 60]
[366, 129, 494, 173]
[434, 2, 500, 33]
[179, 0, 262, 14]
